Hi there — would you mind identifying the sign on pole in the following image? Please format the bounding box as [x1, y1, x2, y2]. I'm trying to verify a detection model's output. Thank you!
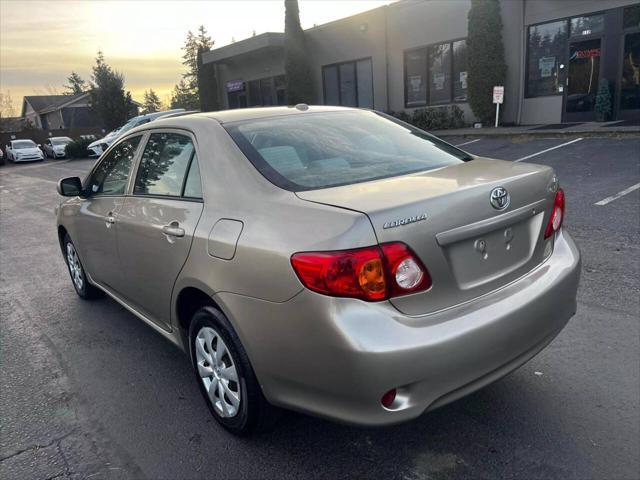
[493, 86, 504, 128]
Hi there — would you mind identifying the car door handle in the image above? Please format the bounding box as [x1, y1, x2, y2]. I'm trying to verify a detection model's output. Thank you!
[162, 223, 185, 238]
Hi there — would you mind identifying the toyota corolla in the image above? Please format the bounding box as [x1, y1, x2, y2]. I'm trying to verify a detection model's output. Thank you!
[55, 106, 581, 435]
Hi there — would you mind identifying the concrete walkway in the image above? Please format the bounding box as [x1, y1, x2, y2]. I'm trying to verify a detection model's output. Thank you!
[433, 120, 640, 138]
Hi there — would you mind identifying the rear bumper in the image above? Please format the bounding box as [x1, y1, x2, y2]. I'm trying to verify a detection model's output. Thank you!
[217, 230, 581, 426]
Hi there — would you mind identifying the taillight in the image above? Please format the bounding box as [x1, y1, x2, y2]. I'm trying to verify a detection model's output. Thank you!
[544, 188, 565, 239]
[290, 242, 431, 301]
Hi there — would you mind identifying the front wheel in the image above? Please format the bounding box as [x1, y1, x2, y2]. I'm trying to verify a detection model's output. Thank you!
[189, 306, 280, 435]
[63, 234, 102, 299]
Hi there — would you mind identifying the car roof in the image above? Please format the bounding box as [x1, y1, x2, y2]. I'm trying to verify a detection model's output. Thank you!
[148, 105, 357, 127]
[50, 136, 72, 140]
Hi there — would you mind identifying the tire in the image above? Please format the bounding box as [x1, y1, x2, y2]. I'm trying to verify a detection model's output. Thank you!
[63, 234, 102, 300]
[189, 306, 280, 435]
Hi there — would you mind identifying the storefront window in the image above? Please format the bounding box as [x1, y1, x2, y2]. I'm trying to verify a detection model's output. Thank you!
[623, 5, 640, 30]
[621, 32, 640, 110]
[322, 58, 374, 108]
[429, 43, 452, 104]
[526, 20, 568, 97]
[570, 14, 604, 37]
[405, 50, 427, 106]
[452, 40, 468, 101]
[248, 79, 261, 106]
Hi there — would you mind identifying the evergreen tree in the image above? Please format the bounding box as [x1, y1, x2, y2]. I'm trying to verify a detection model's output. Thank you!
[284, 0, 315, 104]
[63, 72, 87, 95]
[171, 26, 213, 109]
[142, 89, 162, 113]
[467, 0, 507, 124]
[89, 51, 136, 130]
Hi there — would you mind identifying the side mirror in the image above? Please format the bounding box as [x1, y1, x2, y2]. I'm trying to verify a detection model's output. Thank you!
[57, 177, 83, 197]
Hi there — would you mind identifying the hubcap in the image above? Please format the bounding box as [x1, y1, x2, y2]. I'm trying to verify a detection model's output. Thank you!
[66, 243, 84, 291]
[195, 326, 241, 418]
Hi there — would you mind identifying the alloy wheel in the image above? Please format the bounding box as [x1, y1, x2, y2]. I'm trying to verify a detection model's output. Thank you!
[195, 326, 241, 418]
[66, 242, 84, 291]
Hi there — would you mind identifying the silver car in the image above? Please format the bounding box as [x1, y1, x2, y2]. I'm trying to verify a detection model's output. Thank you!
[55, 106, 581, 435]
[43, 136, 73, 159]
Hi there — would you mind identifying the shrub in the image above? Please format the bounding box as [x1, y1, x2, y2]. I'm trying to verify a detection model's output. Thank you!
[65, 137, 94, 159]
[388, 105, 466, 130]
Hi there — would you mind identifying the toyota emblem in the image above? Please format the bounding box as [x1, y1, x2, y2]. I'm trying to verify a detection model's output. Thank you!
[490, 187, 510, 210]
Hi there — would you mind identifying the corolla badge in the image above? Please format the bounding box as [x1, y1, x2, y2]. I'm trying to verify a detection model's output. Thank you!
[383, 213, 427, 229]
[490, 187, 510, 210]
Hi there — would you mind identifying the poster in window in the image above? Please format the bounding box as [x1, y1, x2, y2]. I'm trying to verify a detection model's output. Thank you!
[538, 56, 556, 78]
[433, 72, 445, 90]
[459, 71, 467, 89]
[409, 75, 423, 93]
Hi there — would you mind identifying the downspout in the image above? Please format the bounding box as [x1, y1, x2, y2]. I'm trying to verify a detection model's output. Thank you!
[384, 4, 390, 112]
[516, 0, 526, 125]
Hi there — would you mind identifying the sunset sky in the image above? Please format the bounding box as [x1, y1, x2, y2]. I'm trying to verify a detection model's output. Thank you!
[0, 0, 393, 114]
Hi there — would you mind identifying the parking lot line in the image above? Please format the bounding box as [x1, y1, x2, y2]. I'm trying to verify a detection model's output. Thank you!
[514, 137, 583, 162]
[454, 139, 481, 147]
[594, 182, 640, 206]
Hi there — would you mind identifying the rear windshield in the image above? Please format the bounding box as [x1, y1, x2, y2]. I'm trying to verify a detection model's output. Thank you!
[224, 111, 471, 191]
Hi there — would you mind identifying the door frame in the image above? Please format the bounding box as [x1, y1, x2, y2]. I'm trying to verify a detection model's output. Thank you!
[562, 33, 605, 122]
[616, 27, 640, 121]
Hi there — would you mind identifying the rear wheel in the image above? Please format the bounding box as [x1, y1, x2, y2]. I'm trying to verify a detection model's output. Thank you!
[63, 234, 102, 299]
[189, 306, 279, 435]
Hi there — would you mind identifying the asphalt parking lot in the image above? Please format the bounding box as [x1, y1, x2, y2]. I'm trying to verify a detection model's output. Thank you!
[1, 135, 639, 479]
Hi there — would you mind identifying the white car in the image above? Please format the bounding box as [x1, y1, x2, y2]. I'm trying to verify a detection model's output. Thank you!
[5, 139, 44, 162]
[87, 109, 185, 157]
[43, 136, 73, 159]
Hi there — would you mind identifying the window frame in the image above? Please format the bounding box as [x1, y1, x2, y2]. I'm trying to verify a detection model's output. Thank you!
[403, 38, 467, 109]
[82, 133, 145, 198]
[322, 57, 374, 108]
[129, 128, 205, 203]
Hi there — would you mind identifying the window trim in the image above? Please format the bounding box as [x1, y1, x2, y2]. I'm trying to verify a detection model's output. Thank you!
[403, 37, 467, 109]
[322, 57, 374, 108]
[128, 128, 205, 203]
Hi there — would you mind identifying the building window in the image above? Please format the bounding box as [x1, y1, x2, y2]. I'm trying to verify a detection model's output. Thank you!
[623, 4, 640, 30]
[322, 58, 373, 108]
[526, 20, 568, 97]
[228, 75, 286, 109]
[405, 50, 427, 106]
[570, 14, 604, 37]
[452, 40, 468, 102]
[403, 39, 466, 107]
[429, 43, 452, 104]
[621, 32, 640, 110]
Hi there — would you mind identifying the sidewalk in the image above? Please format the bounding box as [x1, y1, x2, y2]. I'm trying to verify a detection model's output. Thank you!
[432, 120, 640, 138]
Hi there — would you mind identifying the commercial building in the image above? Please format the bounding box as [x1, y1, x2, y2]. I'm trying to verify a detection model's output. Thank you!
[202, 0, 640, 125]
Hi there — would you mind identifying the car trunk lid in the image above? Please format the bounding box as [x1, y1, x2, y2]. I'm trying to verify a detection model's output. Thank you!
[296, 158, 558, 315]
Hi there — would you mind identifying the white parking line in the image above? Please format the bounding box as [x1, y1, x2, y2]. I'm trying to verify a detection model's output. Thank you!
[514, 137, 583, 162]
[454, 139, 481, 147]
[594, 182, 640, 206]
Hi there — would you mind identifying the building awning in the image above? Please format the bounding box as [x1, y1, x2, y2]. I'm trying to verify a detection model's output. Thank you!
[202, 32, 284, 64]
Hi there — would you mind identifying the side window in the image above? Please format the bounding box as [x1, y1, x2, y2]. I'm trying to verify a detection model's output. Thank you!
[134, 133, 194, 197]
[87, 136, 141, 196]
[183, 153, 202, 199]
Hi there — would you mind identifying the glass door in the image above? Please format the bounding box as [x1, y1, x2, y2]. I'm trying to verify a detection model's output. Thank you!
[564, 38, 602, 121]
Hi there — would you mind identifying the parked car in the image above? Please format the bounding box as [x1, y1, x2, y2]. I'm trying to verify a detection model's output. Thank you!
[86, 109, 185, 157]
[43, 136, 73, 159]
[5, 139, 44, 162]
[0, 147, 4, 165]
[55, 106, 581, 435]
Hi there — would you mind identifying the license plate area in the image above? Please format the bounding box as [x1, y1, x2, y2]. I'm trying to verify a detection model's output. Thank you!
[442, 213, 544, 290]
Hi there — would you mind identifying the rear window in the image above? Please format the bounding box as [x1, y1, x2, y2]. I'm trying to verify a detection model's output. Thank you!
[224, 110, 471, 191]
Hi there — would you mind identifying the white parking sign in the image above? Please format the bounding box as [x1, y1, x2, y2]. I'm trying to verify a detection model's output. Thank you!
[493, 86, 504, 104]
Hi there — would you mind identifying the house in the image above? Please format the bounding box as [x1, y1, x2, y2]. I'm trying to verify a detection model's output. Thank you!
[21, 93, 101, 130]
